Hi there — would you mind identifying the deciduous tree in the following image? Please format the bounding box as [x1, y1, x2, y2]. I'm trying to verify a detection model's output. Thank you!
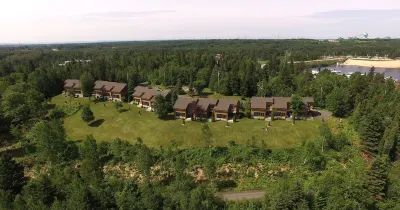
[79, 72, 94, 100]
[290, 94, 303, 125]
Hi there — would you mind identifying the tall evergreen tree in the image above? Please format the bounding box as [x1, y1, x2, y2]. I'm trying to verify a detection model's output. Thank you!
[365, 156, 389, 200]
[79, 135, 103, 185]
[359, 110, 384, 156]
[153, 95, 169, 118]
[0, 155, 26, 195]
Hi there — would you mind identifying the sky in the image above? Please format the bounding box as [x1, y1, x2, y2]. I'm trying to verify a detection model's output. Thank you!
[1, 0, 400, 43]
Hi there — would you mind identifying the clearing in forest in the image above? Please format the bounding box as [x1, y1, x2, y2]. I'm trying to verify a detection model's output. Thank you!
[51, 95, 322, 149]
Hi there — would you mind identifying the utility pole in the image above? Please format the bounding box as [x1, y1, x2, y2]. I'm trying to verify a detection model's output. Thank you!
[127, 72, 131, 111]
[217, 66, 220, 94]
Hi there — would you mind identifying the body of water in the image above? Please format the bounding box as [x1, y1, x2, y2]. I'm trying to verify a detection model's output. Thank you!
[313, 65, 400, 81]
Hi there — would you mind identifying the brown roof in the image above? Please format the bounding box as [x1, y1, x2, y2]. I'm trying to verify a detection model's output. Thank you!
[133, 89, 146, 97]
[112, 82, 127, 93]
[134, 84, 148, 91]
[272, 97, 291, 109]
[100, 82, 126, 93]
[303, 97, 314, 103]
[93, 80, 108, 90]
[64, 79, 80, 89]
[133, 86, 171, 101]
[142, 89, 158, 100]
[214, 99, 238, 112]
[197, 98, 218, 112]
[173, 97, 197, 110]
[251, 97, 274, 109]
[150, 90, 171, 102]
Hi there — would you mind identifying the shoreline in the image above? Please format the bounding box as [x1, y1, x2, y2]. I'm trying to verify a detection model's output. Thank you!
[342, 59, 400, 69]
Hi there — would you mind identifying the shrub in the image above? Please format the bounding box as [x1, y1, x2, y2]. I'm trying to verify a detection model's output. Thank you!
[49, 108, 66, 119]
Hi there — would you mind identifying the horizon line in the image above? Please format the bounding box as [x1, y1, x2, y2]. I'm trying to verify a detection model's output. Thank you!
[0, 37, 397, 46]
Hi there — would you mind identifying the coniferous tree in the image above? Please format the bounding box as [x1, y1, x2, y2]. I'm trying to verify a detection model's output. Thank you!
[359, 110, 384, 156]
[365, 156, 389, 200]
[0, 155, 26, 195]
[379, 122, 398, 158]
[81, 106, 94, 124]
[79, 135, 103, 185]
[153, 95, 169, 118]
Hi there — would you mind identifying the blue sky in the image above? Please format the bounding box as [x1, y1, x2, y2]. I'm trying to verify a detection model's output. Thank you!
[1, 0, 399, 43]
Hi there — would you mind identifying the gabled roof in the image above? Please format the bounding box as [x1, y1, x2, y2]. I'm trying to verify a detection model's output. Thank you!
[93, 80, 108, 90]
[272, 97, 291, 109]
[214, 99, 238, 112]
[150, 90, 171, 102]
[303, 97, 314, 103]
[197, 98, 218, 112]
[64, 79, 80, 89]
[133, 86, 171, 101]
[100, 82, 127, 93]
[134, 84, 148, 91]
[110, 82, 127, 93]
[173, 97, 197, 110]
[142, 89, 158, 100]
[251, 97, 274, 109]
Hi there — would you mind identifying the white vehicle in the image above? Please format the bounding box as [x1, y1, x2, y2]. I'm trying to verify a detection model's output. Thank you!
[330, 69, 342, 75]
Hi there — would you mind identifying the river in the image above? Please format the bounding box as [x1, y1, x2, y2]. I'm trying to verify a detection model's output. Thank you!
[313, 65, 400, 81]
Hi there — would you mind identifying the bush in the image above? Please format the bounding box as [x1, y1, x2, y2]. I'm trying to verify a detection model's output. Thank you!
[81, 106, 94, 124]
[57, 104, 81, 116]
[49, 108, 66, 119]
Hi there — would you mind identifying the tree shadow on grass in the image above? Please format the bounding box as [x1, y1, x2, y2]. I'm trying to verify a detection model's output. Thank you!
[159, 114, 176, 121]
[89, 119, 105, 127]
[118, 109, 128, 113]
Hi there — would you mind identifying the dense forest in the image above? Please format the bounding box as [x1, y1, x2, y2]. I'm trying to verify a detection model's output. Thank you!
[0, 39, 400, 209]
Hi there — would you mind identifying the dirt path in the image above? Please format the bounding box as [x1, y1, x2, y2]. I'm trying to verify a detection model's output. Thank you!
[216, 191, 265, 201]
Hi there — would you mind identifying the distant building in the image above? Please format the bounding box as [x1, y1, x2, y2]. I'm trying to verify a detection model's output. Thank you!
[215, 54, 224, 64]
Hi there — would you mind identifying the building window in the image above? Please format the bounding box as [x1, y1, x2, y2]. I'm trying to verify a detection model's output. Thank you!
[74, 90, 81, 94]
[175, 112, 180, 117]
[254, 112, 259, 116]
[216, 114, 221, 118]
[114, 95, 120, 98]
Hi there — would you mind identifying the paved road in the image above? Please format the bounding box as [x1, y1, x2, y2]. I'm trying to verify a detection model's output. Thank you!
[216, 191, 265, 201]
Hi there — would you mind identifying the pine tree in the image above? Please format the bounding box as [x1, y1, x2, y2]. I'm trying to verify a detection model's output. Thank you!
[81, 106, 94, 124]
[365, 156, 389, 199]
[379, 122, 398, 157]
[359, 110, 384, 156]
[0, 155, 26, 195]
[79, 135, 103, 185]
[153, 95, 169, 118]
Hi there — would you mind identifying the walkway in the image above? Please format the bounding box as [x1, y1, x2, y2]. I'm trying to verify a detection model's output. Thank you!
[216, 190, 265, 201]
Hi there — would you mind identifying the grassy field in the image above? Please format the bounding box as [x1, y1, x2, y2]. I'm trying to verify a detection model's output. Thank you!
[51, 95, 323, 149]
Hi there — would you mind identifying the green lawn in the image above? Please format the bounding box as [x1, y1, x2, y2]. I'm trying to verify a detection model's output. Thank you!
[51, 95, 322, 149]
